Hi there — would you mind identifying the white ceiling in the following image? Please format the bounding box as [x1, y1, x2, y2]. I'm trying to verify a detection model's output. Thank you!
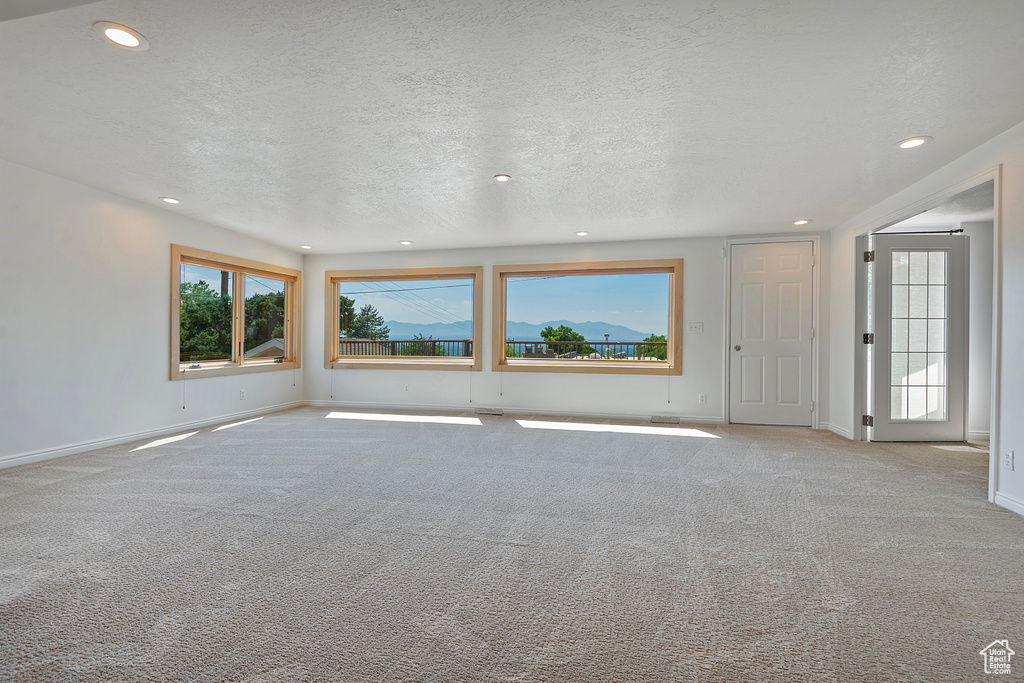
[0, 1, 101, 23]
[883, 180, 995, 230]
[2, 1, 1024, 254]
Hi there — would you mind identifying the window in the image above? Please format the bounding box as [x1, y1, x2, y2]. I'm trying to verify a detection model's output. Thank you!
[493, 259, 683, 375]
[889, 250, 948, 420]
[171, 245, 301, 380]
[325, 266, 483, 370]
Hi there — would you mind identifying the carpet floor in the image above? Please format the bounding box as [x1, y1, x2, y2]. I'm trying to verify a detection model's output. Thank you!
[1, 407, 1022, 682]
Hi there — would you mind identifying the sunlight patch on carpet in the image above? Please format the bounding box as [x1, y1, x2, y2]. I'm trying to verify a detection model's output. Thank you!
[516, 419, 719, 438]
[327, 411, 482, 426]
[213, 416, 265, 432]
[130, 431, 199, 452]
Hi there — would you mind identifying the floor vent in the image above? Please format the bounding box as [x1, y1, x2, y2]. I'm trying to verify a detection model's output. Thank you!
[475, 408, 505, 416]
[651, 415, 680, 424]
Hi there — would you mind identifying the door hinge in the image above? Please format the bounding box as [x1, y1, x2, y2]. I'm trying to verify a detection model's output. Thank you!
[810, 327, 815, 339]
[862, 415, 874, 427]
[863, 333, 874, 344]
[810, 400, 815, 413]
[864, 250, 875, 262]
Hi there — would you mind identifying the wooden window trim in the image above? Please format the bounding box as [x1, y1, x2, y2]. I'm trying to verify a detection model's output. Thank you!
[171, 244, 302, 381]
[492, 258, 684, 376]
[325, 266, 484, 371]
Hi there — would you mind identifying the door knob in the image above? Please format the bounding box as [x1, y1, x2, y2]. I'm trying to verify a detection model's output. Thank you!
[734, 345, 741, 351]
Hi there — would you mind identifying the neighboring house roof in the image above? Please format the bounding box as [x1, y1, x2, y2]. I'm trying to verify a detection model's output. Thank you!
[244, 338, 285, 358]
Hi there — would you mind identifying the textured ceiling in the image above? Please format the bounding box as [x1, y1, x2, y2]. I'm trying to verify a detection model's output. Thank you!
[884, 181, 995, 230]
[0, 1, 101, 23]
[2, 0, 1024, 254]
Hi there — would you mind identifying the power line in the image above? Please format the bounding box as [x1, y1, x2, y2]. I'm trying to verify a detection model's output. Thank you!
[340, 282, 473, 295]
[244, 276, 286, 294]
[376, 281, 471, 328]
[356, 294, 471, 333]
[379, 291, 463, 326]
[344, 285, 468, 330]
[506, 276, 573, 284]
[374, 284, 471, 331]
[341, 280, 472, 330]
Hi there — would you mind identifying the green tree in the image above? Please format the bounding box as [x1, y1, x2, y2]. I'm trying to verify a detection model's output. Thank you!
[399, 334, 446, 357]
[339, 295, 356, 337]
[539, 324, 594, 356]
[179, 280, 233, 361]
[244, 291, 286, 354]
[349, 304, 390, 340]
[639, 334, 667, 360]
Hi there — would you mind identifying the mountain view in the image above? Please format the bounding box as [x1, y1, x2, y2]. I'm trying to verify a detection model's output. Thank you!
[384, 319, 652, 341]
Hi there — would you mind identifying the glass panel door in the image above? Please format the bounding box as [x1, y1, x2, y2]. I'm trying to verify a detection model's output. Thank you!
[889, 250, 947, 421]
[870, 234, 967, 441]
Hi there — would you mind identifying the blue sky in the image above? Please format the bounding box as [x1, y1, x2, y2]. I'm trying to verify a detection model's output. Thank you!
[337, 272, 669, 336]
[181, 264, 285, 297]
[339, 279, 475, 334]
[506, 273, 669, 335]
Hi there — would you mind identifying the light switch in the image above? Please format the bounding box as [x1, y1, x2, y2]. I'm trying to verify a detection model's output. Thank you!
[686, 322, 703, 334]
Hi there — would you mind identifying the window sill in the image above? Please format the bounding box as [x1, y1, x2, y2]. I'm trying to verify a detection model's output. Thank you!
[172, 360, 300, 381]
[496, 359, 679, 375]
[327, 358, 480, 371]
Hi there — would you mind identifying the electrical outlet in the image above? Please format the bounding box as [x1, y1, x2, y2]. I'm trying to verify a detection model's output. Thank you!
[403, 385, 409, 392]
[239, 389, 245, 400]
[698, 393, 707, 404]
[1004, 450, 1015, 471]
[686, 322, 704, 334]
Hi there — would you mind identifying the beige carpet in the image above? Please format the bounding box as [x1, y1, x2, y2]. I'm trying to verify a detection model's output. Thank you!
[1, 407, 1021, 682]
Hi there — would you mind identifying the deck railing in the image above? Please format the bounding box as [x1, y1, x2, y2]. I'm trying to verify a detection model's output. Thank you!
[504, 340, 667, 361]
[337, 338, 666, 360]
[339, 339, 472, 357]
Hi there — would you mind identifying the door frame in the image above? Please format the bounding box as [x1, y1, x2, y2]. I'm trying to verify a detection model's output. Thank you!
[724, 235, 821, 429]
[851, 166, 1003, 502]
[871, 234, 970, 441]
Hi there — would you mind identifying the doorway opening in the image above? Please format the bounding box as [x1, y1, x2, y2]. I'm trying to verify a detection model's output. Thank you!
[854, 175, 999, 493]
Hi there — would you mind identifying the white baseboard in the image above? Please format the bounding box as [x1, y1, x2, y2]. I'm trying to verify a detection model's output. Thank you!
[305, 399, 474, 414]
[821, 422, 854, 440]
[817, 422, 983, 442]
[994, 491, 1024, 518]
[304, 400, 725, 425]
[0, 401, 304, 471]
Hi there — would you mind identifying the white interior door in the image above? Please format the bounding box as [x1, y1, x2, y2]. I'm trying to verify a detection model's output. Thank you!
[729, 241, 814, 426]
[870, 235, 968, 441]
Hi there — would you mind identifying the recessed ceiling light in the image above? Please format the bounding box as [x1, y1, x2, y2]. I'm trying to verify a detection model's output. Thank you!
[93, 22, 149, 50]
[898, 136, 932, 149]
[400, 240, 413, 246]
[793, 219, 810, 226]
[159, 197, 179, 204]
[300, 245, 313, 250]
[576, 231, 589, 237]
[494, 174, 511, 182]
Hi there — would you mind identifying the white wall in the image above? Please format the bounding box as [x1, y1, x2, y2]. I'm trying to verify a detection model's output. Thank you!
[304, 236, 830, 425]
[962, 221, 994, 439]
[828, 119, 1024, 513]
[0, 159, 304, 467]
